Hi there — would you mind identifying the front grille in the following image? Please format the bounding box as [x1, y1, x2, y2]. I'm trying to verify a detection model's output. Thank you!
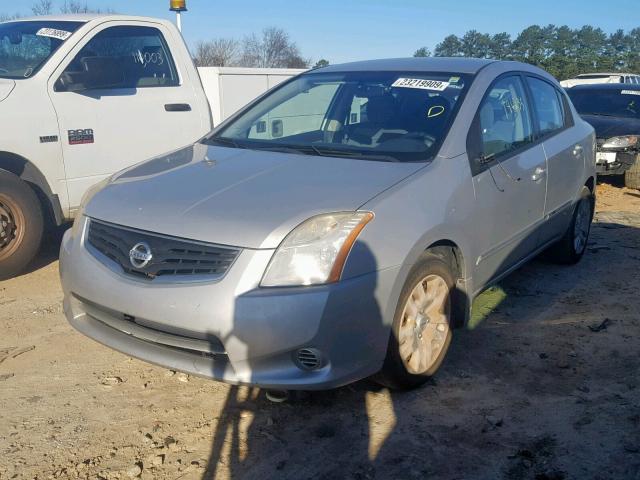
[87, 219, 240, 280]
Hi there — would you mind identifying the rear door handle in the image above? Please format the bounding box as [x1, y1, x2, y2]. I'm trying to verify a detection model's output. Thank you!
[532, 166, 546, 182]
[573, 144, 584, 156]
[165, 103, 192, 112]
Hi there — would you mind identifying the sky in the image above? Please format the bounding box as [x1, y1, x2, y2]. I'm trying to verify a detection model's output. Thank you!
[3, 0, 638, 64]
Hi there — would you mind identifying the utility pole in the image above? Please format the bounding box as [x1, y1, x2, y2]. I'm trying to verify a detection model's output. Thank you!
[169, 0, 187, 33]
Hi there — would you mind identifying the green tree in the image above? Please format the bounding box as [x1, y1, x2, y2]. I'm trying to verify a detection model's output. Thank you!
[434, 35, 462, 57]
[489, 32, 512, 60]
[313, 58, 330, 68]
[574, 25, 608, 73]
[413, 47, 431, 57]
[512, 25, 548, 66]
[459, 30, 492, 58]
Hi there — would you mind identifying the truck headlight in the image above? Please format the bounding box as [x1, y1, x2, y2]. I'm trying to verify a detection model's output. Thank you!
[261, 212, 374, 287]
[602, 135, 639, 149]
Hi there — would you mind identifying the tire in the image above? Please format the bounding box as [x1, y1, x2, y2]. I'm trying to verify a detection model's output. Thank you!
[624, 154, 640, 190]
[376, 253, 454, 390]
[0, 171, 44, 280]
[546, 186, 594, 265]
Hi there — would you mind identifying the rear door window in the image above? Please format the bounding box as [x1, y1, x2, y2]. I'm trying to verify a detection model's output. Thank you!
[57, 25, 179, 91]
[526, 77, 565, 136]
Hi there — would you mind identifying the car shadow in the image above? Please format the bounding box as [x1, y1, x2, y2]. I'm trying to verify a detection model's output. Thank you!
[198, 214, 640, 479]
[18, 223, 70, 277]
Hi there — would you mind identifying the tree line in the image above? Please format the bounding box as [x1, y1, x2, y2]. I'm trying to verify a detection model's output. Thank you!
[194, 27, 312, 69]
[414, 25, 640, 80]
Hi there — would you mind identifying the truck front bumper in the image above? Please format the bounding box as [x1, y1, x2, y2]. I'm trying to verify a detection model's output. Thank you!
[59, 218, 399, 390]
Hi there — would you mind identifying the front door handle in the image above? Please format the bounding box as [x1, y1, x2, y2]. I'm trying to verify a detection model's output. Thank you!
[532, 166, 546, 182]
[165, 103, 192, 112]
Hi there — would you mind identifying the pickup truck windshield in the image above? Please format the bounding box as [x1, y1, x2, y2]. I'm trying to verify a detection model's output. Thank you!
[568, 89, 640, 119]
[0, 21, 83, 79]
[207, 71, 470, 162]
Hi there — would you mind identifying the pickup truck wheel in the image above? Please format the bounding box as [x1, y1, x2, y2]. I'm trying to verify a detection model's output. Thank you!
[376, 253, 453, 390]
[624, 154, 640, 190]
[546, 186, 594, 265]
[0, 171, 44, 280]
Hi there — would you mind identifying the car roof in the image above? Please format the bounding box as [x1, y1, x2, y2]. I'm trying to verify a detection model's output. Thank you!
[316, 57, 498, 74]
[568, 83, 640, 91]
[576, 72, 638, 77]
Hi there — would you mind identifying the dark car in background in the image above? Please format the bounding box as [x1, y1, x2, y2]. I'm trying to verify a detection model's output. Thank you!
[567, 84, 640, 189]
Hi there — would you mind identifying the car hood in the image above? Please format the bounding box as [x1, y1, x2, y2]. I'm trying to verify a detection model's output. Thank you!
[85, 143, 425, 249]
[580, 114, 640, 139]
[0, 79, 15, 102]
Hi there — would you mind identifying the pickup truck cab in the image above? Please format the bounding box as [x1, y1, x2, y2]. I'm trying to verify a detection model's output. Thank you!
[0, 14, 212, 278]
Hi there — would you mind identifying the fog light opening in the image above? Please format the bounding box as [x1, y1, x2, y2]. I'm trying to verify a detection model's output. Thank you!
[295, 348, 324, 371]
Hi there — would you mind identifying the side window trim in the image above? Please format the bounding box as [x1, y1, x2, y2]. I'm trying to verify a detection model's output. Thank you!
[467, 72, 536, 176]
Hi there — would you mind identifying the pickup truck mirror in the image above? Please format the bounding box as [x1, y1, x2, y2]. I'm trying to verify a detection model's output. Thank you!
[56, 56, 126, 93]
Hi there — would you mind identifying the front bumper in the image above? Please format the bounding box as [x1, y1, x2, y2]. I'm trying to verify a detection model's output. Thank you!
[595, 149, 637, 175]
[60, 218, 399, 390]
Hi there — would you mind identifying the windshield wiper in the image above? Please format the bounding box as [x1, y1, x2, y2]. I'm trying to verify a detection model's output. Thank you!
[309, 146, 401, 162]
[207, 137, 247, 149]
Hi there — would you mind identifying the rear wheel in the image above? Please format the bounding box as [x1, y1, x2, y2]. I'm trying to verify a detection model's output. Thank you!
[624, 154, 640, 190]
[546, 186, 593, 265]
[377, 253, 454, 389]
[0, 171, 44, 280]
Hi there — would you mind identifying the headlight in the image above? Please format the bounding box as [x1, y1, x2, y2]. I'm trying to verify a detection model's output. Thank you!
[261, 212, 374, 287]
[602, 135, 639, 149]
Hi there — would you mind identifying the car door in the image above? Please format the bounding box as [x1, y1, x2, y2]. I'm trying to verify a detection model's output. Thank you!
[469, 74, 548, 289]
[525, 76, 586, 246]
[48, 22, 207, 209]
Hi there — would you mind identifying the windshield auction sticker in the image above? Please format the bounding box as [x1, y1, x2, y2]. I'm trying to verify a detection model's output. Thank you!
[36, 28, 72, 41]
[392, 78, 450, 91]
[621, 90, 640, 96]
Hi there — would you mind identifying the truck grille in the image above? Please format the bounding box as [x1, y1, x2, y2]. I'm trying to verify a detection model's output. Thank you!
[87, 219, 240, 280]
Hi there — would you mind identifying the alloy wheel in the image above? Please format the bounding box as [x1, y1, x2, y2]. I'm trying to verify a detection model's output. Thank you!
[573, 199, 591, 254]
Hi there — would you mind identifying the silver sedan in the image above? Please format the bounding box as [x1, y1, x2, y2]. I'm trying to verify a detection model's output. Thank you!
[60, 58, 596, 390]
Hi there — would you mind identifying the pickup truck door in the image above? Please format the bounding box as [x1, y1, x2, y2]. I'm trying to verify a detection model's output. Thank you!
[470, 74, 548, 290]
[48, 21, 210, 210]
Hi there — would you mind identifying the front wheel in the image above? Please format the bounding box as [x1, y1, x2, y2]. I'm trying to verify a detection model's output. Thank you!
[376, 253, 454, 390]
[546, 186, 594, 265]
[0, 171, 44, 280]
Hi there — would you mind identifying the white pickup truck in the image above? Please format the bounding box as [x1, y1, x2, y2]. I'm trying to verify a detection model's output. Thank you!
[0, 14, 303, 278]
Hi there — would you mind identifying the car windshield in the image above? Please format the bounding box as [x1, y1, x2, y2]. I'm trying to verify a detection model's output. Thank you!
[0, 21, 83, 79]
[567, 89, 640, 119]
[206, 71, 470, 162]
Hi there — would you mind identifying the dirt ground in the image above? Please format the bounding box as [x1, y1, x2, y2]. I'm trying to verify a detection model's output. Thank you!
[1, 181, 639, 480]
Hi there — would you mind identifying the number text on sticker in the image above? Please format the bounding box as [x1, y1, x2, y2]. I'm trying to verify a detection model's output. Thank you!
[36, 28, 72, 41]
[392, 78, 450, 91]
